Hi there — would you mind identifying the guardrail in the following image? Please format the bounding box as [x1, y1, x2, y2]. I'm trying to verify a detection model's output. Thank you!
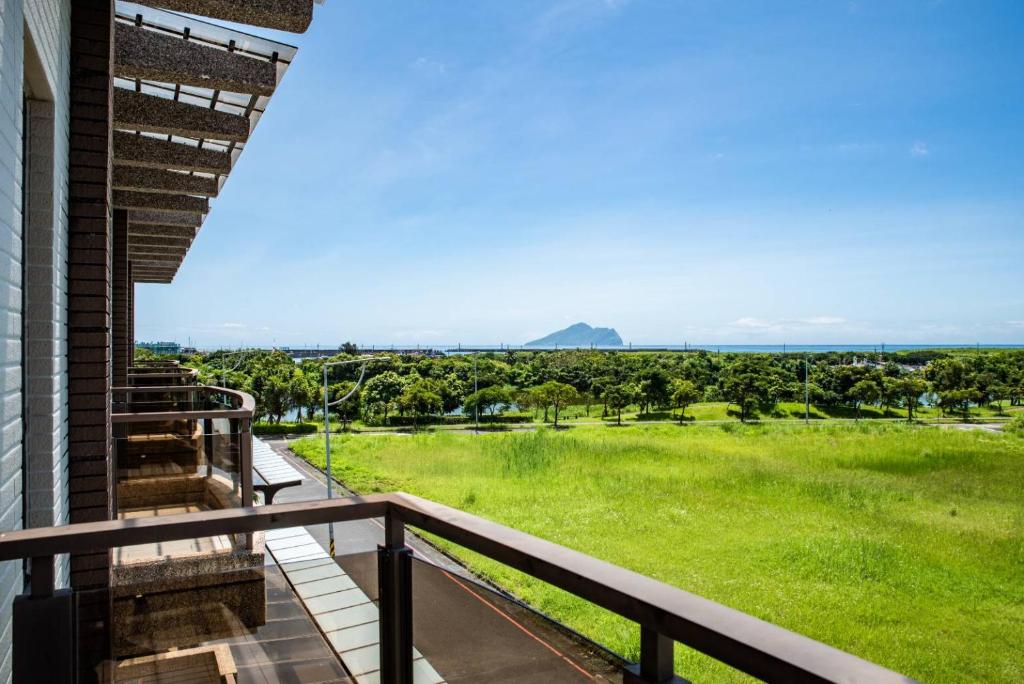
[112, 384, 256, 514]
[0, 493, 915, 683]
[127, 365, 199, 386]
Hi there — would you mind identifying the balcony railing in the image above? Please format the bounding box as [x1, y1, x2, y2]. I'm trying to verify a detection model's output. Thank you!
[112, 384, 255, 519]
[127, 363, 200, 387]
[1, 493, 915, 683]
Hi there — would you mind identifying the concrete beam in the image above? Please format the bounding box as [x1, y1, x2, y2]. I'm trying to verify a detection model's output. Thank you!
[132, 265, 179, 274]
[114, 131, 232, 174]
[114, 190, 209, 214]
[133, 0, 313, 33]
[113, 165, 219, 197]
[114, 89, 250, 143]
[129, 245, 187, 255]
[134, 274, 174, 284]
[115, 23, 277, 96]
[129, 209, 204, 227]
[128, 224, 197, 239]
[131, 255, 185, 267]
[129, 235, 192, 248]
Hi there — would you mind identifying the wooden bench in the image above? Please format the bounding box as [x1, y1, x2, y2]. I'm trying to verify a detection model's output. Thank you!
[252, 437, 304, 504]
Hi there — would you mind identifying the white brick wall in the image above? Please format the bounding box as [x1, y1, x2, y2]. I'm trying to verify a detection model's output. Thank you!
[23, 0, 71, 593]
[0, 1, 27, 680]
[0, 1, 71, 681]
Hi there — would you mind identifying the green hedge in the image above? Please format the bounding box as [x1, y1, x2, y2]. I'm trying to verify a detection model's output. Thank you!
[254, 422, 318, 435]
[373, 414, 533, 427]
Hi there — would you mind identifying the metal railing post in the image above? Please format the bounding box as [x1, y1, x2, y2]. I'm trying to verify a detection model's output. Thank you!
[203, 417, 214, 478]
[239, 416, 254, 550]
[378, 511, 413, 684]
[624, 626, 686, 683]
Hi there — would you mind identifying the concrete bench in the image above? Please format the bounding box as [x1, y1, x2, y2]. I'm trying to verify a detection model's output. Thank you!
[252, 437, 304, 504]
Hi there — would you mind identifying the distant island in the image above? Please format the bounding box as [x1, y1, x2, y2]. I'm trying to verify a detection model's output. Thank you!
[525, 322, 624, 348]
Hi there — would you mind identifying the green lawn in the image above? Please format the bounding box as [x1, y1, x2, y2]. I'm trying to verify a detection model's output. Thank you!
[291, 424, 1024, 682]
[548, 400, 1023, 424]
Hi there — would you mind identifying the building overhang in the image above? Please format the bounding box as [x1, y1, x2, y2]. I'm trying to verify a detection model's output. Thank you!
[115, 1, 305, 284]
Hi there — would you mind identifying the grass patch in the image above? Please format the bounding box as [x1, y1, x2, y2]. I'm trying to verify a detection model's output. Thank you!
[291, 423, 1024, 682]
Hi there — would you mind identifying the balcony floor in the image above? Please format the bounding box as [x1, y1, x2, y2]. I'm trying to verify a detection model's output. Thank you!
[116, 504, 234, 565]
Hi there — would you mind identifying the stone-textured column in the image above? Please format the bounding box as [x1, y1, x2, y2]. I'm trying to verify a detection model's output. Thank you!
[112, 210, 129, 387]
[129, 263, 134, 367]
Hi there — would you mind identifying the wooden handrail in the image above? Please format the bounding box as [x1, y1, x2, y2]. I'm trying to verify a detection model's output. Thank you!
[112, 384, 256, 422]
[0, 493, 915, 683]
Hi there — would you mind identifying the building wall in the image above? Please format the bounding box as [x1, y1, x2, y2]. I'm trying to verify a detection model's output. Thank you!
[0, 0, 72, 681]
[23, 0, 71, 591]
[0, 1, 26, 681]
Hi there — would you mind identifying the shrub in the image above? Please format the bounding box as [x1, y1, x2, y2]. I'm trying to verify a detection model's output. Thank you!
[1006, 414, 1024, 437]
[370, 414, 533, 428]
[254, 421, 317, 435]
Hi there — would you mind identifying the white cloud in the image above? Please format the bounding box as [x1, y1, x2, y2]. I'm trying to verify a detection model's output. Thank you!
[411, 56, 447, 76]
[728, 316, 848, 333]
[801, 316, 847, 325]
[731, 317, 775, 329]
[910, 141, 929, 157]
[219, 322, 246, 329]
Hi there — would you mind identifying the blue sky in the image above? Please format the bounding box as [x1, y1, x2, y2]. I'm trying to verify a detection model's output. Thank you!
[136, 0, 1024, 347]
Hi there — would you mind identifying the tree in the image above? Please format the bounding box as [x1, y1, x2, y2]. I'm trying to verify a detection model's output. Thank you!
[289, 371, 317, 421]
[262, 375, 291, 423]
[893, 376, 928, 421]
[362, 370, 406, 424]
[534, 381, 579, 428]
[721, 356, 779, 422]
[849, 379, 880, 420]
[603, 383, 638, 426]
[670, 379, 700, 424]
[399, 380, 443, 429]
[937, 388, 973, 420]
[463, 385, 513, 418]
[328, 382, 361, 430]
[636, 368, 670, 414]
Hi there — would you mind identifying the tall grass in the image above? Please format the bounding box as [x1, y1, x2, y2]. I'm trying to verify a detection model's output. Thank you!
[292, 423, 1024, 682]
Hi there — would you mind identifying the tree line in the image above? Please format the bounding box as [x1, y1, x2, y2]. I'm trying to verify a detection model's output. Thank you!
[163, 347, 1024, 426]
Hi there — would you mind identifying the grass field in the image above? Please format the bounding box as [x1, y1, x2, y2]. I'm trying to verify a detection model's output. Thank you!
[292, 423, 1024, 682]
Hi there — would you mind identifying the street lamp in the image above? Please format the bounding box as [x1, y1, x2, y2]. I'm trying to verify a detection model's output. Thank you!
[217, 348, 250, 388]
[321, 355, 391, 556]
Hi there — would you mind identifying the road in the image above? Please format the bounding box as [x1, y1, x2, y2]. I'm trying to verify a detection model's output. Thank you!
[263, 438, 623, 684]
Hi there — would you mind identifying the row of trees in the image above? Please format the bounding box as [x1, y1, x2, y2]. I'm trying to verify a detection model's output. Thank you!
[179, 348, 1024, 426]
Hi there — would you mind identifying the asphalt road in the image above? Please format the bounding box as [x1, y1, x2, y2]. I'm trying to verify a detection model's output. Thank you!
[263, 438, 623, 684]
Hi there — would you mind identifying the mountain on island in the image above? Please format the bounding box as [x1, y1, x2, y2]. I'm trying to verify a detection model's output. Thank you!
[525, 322, 624, 348]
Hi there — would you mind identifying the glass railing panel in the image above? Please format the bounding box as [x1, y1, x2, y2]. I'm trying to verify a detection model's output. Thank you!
[90, 550, 353, 683]
[113, 415, 251, 559]
[407, 555, 626, 683]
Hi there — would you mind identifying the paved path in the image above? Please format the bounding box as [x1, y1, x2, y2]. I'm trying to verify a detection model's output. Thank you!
[263, 438, 622, 684]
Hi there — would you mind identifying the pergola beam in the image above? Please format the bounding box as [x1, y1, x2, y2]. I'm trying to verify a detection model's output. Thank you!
[134, 274, 175, 283]
[114, 89, 250, 143]
[129, 224, 197, 239]
[113, 131, 232, 175]
[114, 190, 209, 214]
[129, 236, 192, 249]
[129, 257, 186, 267]
[114, 165, 219, 197]
[129, 209, 204, 227]
[129, 245, 187, 255]
[133, 0, 313, 33]
[115, 23, 278, 96]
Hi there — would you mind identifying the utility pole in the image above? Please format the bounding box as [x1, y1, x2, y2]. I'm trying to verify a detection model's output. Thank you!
[322, 355, 390, 557]
[804, 354, 810, 424]
[473, 353, 479, 432]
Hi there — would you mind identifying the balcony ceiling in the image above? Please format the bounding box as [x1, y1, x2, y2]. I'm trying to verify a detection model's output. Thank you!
[115, 1, 304, 284]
